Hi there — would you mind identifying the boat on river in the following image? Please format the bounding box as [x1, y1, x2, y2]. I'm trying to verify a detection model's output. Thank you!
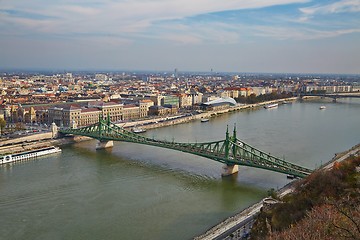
[264, 103, 279, 109]
[201, 118, 209, 122]
[132, 127, 146, 133]
[319, 106, 326, 110]
[0, 146, 61, 165]
[286, 174, 296, 179]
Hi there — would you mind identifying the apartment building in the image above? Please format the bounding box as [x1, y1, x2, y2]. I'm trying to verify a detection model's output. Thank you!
[138, 99, 154, 118]
[178, 94, 192, 108]
[122, 105, 140, 120]
[88, 101, 123, 122]
[48, 105, 81, 127]
[161, 95, 179, 107]
[48, 101, 124, 127]
[79, 108, 102, 126]
[303, 85, 352, 93]
[149, 106, 172, 116]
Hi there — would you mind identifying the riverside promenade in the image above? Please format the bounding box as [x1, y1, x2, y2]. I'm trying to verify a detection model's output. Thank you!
[120, 97, 299, 130]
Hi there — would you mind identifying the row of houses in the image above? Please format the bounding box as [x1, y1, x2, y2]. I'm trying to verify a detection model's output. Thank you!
[0, 87, 282, 128]
[1, 97, 239, 129]
[1, 100, 159, 128]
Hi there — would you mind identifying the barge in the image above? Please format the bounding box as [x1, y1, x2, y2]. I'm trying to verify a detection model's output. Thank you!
[0, 146, 61, 165]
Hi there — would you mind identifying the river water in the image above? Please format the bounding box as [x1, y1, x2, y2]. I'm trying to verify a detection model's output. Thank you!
[1, 98, 359, 240]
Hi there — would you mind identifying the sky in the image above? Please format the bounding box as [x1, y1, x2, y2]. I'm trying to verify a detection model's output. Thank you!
[0, 0, 360, 74]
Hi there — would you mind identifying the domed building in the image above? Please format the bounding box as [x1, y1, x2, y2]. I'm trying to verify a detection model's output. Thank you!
[200, 97, 237, 111]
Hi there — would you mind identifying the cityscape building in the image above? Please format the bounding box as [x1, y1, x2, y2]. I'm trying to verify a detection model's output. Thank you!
[0, 71, 358, 130]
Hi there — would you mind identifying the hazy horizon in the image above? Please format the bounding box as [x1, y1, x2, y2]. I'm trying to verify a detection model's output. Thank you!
[1, 67, 360, 76]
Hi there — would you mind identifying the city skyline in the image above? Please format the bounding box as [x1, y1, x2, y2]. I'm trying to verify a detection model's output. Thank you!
[1, 0, 360, 74]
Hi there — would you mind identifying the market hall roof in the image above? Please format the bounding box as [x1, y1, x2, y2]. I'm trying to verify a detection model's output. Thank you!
[202, 97, 237, 106]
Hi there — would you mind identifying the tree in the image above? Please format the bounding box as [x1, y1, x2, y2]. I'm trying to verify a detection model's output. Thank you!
[15, 122, 25, 131]
[269, 202, 360, 240]
[267, 188, 278, 199]
[251, 155, 360, 240]
[0, 118, 6, 135]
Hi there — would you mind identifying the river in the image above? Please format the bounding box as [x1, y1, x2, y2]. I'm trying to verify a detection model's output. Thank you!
[0, 98, 359, 240]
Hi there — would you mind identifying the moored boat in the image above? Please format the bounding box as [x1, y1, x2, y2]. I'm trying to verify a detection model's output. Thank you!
[264, 103, 279, 109]
[0, 146, 61, 165]
[132, 127, 146, 133]
[201, 118, 209, 122]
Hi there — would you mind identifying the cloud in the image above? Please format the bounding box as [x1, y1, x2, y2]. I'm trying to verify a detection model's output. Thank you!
[300, 0, 360, 15]
[56, 5, 100, 16]
[0, 0, 309, 37]
[150, 21, 244, 45]
[0, 9, 57, 20]
[1, 0, 359, 48]
[253, 25, 360, 40]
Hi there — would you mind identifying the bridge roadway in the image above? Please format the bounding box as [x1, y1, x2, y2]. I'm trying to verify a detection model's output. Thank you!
[59, 117, 313, 178]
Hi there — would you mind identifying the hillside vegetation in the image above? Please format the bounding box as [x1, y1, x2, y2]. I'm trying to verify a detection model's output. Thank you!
[235, 92, 293, 104]
[251, 154, 360, 240]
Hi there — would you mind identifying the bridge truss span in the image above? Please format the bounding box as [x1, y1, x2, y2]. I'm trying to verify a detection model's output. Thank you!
[59, 117, 313, 178]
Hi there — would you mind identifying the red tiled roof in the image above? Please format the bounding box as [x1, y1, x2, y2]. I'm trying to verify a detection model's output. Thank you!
[81, 108, 101, 113]
[123, 104, 137, 108]
[63, 104, 82, 110]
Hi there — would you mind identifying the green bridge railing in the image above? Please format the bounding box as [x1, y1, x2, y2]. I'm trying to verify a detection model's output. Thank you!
[59, 117, 313, 178]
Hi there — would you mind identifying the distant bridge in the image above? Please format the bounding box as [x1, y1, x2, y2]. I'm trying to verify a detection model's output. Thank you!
[59, 116, 313, 178]
[301, 92, 360, 101]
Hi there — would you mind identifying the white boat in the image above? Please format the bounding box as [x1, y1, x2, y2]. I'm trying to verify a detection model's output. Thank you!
[319, 106, 326, 110]
[201, 118, 209, 122]
[132, 127, 146, 133]
[287, 174, 296, 179]
[264, 103, 278, 109]
[0, 146, 61, 165]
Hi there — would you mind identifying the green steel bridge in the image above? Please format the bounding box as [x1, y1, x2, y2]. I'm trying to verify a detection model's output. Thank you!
[59, 117, 313, 178]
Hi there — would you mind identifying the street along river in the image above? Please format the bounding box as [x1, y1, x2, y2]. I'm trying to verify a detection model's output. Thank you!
[0, 98, 359, 240]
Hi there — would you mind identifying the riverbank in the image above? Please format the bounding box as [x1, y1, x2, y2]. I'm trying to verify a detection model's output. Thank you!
[119, 96, 302, 131]
[0, 136, 87, 156]
[1, 96, 305, 155]
[194, 143, 360, 239]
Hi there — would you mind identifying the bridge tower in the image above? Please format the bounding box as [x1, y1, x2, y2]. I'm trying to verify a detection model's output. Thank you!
[221, 125, 239, 177]
[96, 114, 114, 149]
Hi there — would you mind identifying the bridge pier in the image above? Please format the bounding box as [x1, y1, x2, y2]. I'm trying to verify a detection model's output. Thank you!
[96, 140, 114, 150]
[221, 164, 239, 177]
